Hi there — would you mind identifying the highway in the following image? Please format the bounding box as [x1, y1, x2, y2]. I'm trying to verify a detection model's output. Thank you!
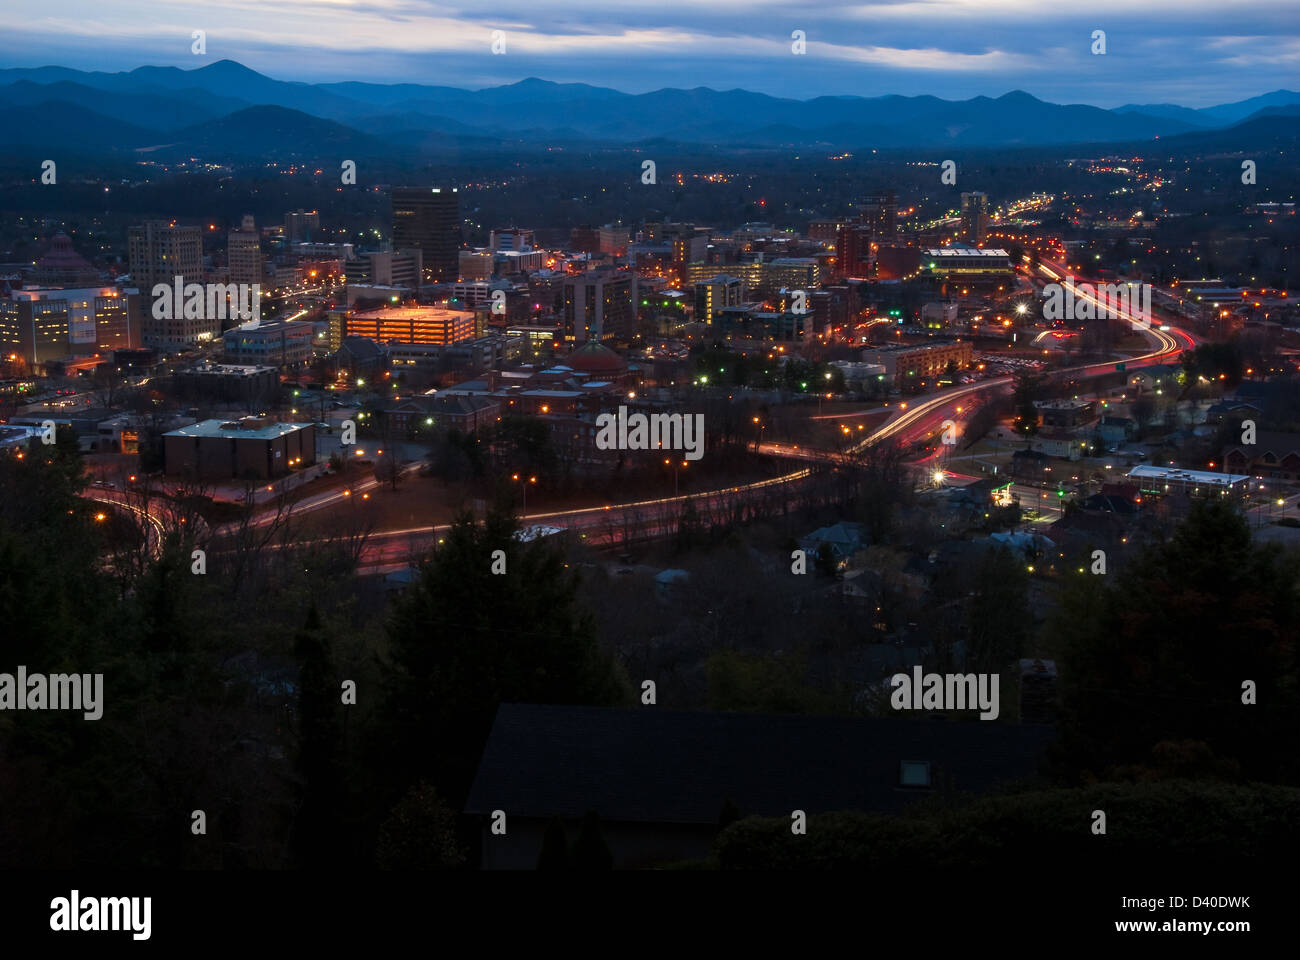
[84, 256, 1196, 572]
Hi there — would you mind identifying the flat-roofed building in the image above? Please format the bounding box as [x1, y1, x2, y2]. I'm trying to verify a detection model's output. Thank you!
[340, 305, 476, 346]
[1127, 464, 1252, 496]
[694, 275, 744, 325]
[0, 296, 71, 365]
[163, 417, 316, 480]
[345, 248, 423, 289]
[222, 319, 317, 367]
[861, 340, 973, 386]
[923, 246, 1012, 288]
[7, 287, 140, 355]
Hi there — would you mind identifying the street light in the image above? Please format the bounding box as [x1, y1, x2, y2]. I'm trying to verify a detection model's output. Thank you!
[512, 473, 537, 513]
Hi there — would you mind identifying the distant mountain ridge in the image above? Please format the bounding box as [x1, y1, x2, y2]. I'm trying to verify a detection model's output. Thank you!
[0, 59, 1295, 157]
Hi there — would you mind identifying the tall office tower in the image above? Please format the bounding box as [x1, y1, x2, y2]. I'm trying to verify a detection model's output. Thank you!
[834, 224, 875, 279]
[859, 190, 898, 240]
[961, 192, 989, 245]
[562, 269, 632, 342]
[228, 215, 262, 287]
[127, 220, 203, 290]
[285, 209, 320, 244]
[392, 186, 460, 283]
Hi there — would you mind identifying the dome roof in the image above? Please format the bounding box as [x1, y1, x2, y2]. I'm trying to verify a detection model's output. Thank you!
[566, 340, 627, 374]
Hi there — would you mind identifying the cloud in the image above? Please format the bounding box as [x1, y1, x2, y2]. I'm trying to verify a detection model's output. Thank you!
[0, 0, 1295, 105]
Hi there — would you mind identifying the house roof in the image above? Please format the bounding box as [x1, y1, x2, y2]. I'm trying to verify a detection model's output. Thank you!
[1224, 431, 1300, 460]
[464, 704, 1054, 823]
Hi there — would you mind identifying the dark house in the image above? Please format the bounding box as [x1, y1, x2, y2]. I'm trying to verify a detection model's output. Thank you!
[1224, 430, 1300, 482]
[464, 703, 1054, 869]
[336, 335, 385, 377]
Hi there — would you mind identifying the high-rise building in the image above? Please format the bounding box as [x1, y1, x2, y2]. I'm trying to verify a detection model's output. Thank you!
[961, 192, 989, 245]
[285, 209, 320, 244]
[694, 275, 744, 325]
[127, 220, 203, 291]
[859, 191, 898, 240]
[562, 269, 632, 343]
[228, 215, 262, 287]
[392, 187, 460, 283]
[835, 225, 875, 279]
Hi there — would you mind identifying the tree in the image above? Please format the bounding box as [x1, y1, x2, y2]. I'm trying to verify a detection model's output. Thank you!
[537, 817, 570, 871]
[1012, 371, 1042, 438]
[378, 501, 628, 808]
[965, 547, 1032, 671]
[676, 498, 705, 553]
[1053, 499, 1300, 784]
[291, 603, 344, 867]
[374, 782, 465, 870]
[571, 811, 613, 871]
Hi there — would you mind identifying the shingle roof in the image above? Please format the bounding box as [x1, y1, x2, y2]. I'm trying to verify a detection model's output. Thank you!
[464, 703, 1053, 823]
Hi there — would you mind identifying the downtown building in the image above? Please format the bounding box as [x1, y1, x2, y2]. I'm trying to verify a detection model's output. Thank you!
[391, 186, 460, 283]
[128, 220, 203, 290]
[327, 304, 476, 351]
[562, 269, 633, 343]
[222, 318, 317, 368]
[345, 248, 423, 289]
[694, 275, 744, 325]
[163, 416, 315, 480]
[961, 192, 990, 245]
[861, 340, 974, 387]
[227, 215, 262, 287]
[284, 209, 320, 243]
[1, 288, 142, 364]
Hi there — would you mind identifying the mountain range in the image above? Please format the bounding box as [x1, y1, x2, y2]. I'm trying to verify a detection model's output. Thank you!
[0, 59, 1296, 158]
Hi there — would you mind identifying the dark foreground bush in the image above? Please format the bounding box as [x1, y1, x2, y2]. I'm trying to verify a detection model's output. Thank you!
[713, 781, 1300, 870]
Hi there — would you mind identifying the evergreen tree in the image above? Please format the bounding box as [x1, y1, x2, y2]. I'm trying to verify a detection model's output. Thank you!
[571, 811, 613, 871]
[292, 603, 344, 867]
[1054, 499, 1300, 783]
[379, 500, 626, 808]
[537, 816, 570, 871]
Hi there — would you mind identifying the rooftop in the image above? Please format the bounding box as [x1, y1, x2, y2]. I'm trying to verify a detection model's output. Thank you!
[164, 418, 313, 441]
[465, 704, 1055, 822]
[1128, 465, 1251, 487]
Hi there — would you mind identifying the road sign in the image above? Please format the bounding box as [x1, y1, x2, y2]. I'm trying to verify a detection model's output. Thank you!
[1116, 362, 1126, 373]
